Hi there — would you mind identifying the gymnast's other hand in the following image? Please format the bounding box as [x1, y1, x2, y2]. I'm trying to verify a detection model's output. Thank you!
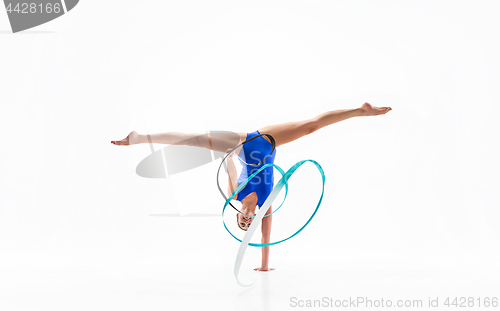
[254, 267, 275, 272]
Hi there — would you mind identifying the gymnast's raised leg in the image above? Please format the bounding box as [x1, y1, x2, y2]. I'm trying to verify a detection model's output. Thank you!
[258, 102, 391, 147]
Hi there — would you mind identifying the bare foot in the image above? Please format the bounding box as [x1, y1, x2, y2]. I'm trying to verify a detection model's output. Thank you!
[360, 102, 392, 116]
[111, 131, 141, 145]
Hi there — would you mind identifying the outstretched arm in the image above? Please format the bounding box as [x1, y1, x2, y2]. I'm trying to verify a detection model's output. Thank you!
[255, 206, 275, 271]
[226, 153, 240, 199]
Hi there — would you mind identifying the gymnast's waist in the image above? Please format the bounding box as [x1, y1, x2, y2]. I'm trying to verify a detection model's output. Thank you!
[237, 166, 274, 184]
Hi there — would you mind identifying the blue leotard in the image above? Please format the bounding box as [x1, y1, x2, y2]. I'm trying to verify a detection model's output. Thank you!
[236, 130, 276, 207]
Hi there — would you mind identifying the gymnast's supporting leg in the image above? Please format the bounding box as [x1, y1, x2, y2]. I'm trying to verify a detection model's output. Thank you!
[258, 102, 392, 147]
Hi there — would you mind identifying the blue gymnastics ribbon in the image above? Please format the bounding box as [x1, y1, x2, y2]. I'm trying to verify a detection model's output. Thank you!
[222, 159, 325, 286]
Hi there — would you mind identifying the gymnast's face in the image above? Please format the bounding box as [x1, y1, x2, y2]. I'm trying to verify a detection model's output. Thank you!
[237, 211, 255, 231]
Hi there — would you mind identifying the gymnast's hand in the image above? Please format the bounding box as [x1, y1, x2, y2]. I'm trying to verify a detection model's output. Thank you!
[254, 267, 275, 272]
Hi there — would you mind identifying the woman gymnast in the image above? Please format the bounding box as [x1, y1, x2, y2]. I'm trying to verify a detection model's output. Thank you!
[111, 102, 392, 271]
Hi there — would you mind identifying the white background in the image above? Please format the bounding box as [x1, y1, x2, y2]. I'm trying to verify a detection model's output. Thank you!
[1, 0, 499, 310]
